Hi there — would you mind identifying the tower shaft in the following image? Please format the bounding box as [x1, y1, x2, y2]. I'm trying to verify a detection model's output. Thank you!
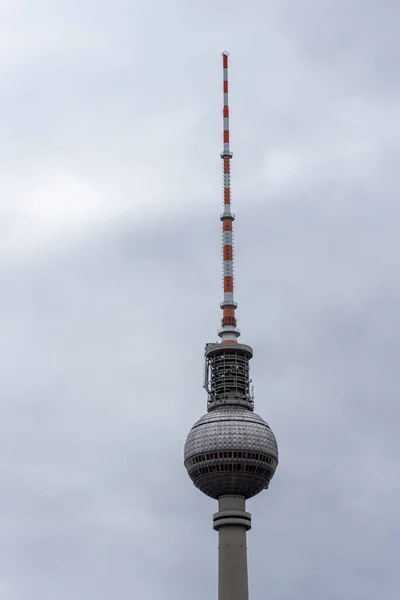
[214, 495, 251, 600]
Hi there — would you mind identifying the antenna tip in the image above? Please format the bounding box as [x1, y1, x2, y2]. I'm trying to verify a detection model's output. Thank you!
[222, 51, 230, 56]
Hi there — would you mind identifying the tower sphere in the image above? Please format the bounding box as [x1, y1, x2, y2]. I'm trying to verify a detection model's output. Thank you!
[184, 406, 278, 499]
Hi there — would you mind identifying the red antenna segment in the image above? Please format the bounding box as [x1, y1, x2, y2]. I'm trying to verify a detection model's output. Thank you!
[219, 52, 240, 343]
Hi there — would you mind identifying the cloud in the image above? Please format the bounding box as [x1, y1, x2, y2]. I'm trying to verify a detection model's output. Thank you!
[0, 0, 399, 598]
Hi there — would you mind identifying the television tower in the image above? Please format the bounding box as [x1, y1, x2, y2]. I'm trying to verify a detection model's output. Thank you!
[184, 53, 279, 600]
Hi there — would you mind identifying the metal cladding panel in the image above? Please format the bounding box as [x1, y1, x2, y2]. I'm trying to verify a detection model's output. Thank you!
[194, 472, 265, 499]
[222, 231, 233, 245]
[223, 261, 234, 276]
[184, 408, 278, 460]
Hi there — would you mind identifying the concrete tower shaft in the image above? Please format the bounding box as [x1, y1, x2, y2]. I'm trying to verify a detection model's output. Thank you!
[214, 496, 251, 600]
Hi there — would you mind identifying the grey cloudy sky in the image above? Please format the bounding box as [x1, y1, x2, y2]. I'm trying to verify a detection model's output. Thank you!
[1, 0, 399, 598]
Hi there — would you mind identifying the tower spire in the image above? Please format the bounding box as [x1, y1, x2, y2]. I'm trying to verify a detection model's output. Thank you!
[219, 51, 240, 343]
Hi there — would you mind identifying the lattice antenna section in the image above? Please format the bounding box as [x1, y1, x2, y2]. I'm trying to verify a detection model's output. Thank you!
[204, 343, 254, 411]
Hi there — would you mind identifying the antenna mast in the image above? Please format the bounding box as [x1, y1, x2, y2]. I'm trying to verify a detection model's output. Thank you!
[219, 52, 240, 343]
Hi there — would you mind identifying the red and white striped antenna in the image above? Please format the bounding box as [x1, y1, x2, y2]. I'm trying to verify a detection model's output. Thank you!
[219, 51, 240, 343]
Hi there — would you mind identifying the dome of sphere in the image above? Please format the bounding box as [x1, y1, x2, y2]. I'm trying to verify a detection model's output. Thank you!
[184, 406, 278, 499]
